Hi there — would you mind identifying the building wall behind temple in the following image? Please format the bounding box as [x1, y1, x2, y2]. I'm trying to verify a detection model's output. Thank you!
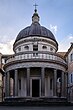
[67, 48, 73, 64]
[67, 48, 73, 82]
[66, 46, 73, 101]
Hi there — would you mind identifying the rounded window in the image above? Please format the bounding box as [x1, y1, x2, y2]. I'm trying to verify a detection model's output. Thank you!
[24, 46, 29, 50]
[42, 45, 47, 49]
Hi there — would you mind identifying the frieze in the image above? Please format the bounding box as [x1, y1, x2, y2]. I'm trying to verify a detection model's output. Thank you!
[5, 62, 66, 72]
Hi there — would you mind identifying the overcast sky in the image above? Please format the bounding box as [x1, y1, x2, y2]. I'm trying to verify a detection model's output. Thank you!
[0, 0, 73, 54]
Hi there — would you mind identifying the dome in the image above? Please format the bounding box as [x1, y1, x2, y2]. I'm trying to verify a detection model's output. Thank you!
[15, 22, 57, 43]
[15, 9, 58, 45]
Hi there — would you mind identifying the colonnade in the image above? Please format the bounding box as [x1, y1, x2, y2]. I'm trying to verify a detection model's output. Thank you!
[5, 67, 65, 98]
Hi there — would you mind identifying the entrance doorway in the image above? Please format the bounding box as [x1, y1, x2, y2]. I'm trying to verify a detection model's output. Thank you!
[32, 79, 39, 97]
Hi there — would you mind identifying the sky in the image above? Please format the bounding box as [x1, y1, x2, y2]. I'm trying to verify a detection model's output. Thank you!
[0, 0, 73, 54]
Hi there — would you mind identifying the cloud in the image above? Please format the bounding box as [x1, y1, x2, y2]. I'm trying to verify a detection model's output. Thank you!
[0, 39, 14, 54]
[0, 27, 17, 43]
[58, 43, 70, 52]
[0, 33, 73, 54]
[58, 34, 73, 52]
[68, 34, 73, 39]
[49, 24, 58, 34]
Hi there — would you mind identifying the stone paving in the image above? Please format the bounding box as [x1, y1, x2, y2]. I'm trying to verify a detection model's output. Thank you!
[0, 106, 73, 110]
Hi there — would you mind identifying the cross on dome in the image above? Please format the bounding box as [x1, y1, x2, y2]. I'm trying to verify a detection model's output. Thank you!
[32, 3, 39, 23]
[33, 3, 38, 12]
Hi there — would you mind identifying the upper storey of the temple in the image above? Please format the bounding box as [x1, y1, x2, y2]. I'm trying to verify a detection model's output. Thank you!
[14, 9, 58, 46]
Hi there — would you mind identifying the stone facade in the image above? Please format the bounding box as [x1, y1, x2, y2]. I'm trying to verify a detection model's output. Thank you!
[0, 53, 4, 102]
[65, 44, 73, 101]
[0, 7, 73, 103]
[2, 9, 68, 101]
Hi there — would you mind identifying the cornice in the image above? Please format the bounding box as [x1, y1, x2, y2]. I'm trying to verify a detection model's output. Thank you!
[4, 58, 67, 70]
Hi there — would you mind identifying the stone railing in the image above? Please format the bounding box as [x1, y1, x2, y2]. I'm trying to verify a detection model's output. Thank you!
[6, 51, 66, 65]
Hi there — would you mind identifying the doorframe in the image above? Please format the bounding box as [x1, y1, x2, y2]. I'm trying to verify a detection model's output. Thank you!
[30, 77, 41, 97]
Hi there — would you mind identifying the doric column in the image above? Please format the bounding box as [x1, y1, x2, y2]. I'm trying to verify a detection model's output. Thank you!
[27, 68, 30, 96]
[41, 67, 45, 96]
[61, 71, 64, 97]
[14, 69, 18, 96]
[13, 77, 15, 96]
[53, 69, 57, 96]
[5, 73, 7, 97]
[6, 71, 10, 97]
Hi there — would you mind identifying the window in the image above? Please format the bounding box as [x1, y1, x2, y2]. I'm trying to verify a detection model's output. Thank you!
[33, 45, 38, 51]
[71, 53, 73, 61]
[50, 47, 53, 51]
[19, 79, 21, 90]
[50, 78, 52, 90]
[24, 45, 29, 50]
[42, 45, 47, 49]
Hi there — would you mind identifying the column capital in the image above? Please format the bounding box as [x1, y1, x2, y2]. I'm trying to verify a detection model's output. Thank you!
[27, 67, 30, 70]
[15, 69, 18, 73]
[62, 70, 64, 72]
[41, 67, 45, 69]
[54, 69, 57, 72]
[41, 67, 45, 73]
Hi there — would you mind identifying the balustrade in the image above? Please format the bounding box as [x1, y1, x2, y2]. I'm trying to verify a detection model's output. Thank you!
[6, 52, 66, 65]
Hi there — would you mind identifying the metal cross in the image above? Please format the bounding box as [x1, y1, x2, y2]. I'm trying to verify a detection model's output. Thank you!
[33, 3, 38, 10]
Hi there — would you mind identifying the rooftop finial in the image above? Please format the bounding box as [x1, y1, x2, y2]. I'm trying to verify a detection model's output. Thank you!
[32, 3, 39, 23]
[33, 3, 38, 13]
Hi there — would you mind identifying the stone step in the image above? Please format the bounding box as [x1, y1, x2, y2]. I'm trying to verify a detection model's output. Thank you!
[0, 101, 72, 106]
[1, 97, 71, 106]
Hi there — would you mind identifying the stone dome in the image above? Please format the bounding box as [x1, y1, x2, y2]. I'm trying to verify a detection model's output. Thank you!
[15, 22, 57, 42]
[15, 9, 58, 45]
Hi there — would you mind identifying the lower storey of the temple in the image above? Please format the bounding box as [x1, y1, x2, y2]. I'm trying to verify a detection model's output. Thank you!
[4, 67, 67, 101]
